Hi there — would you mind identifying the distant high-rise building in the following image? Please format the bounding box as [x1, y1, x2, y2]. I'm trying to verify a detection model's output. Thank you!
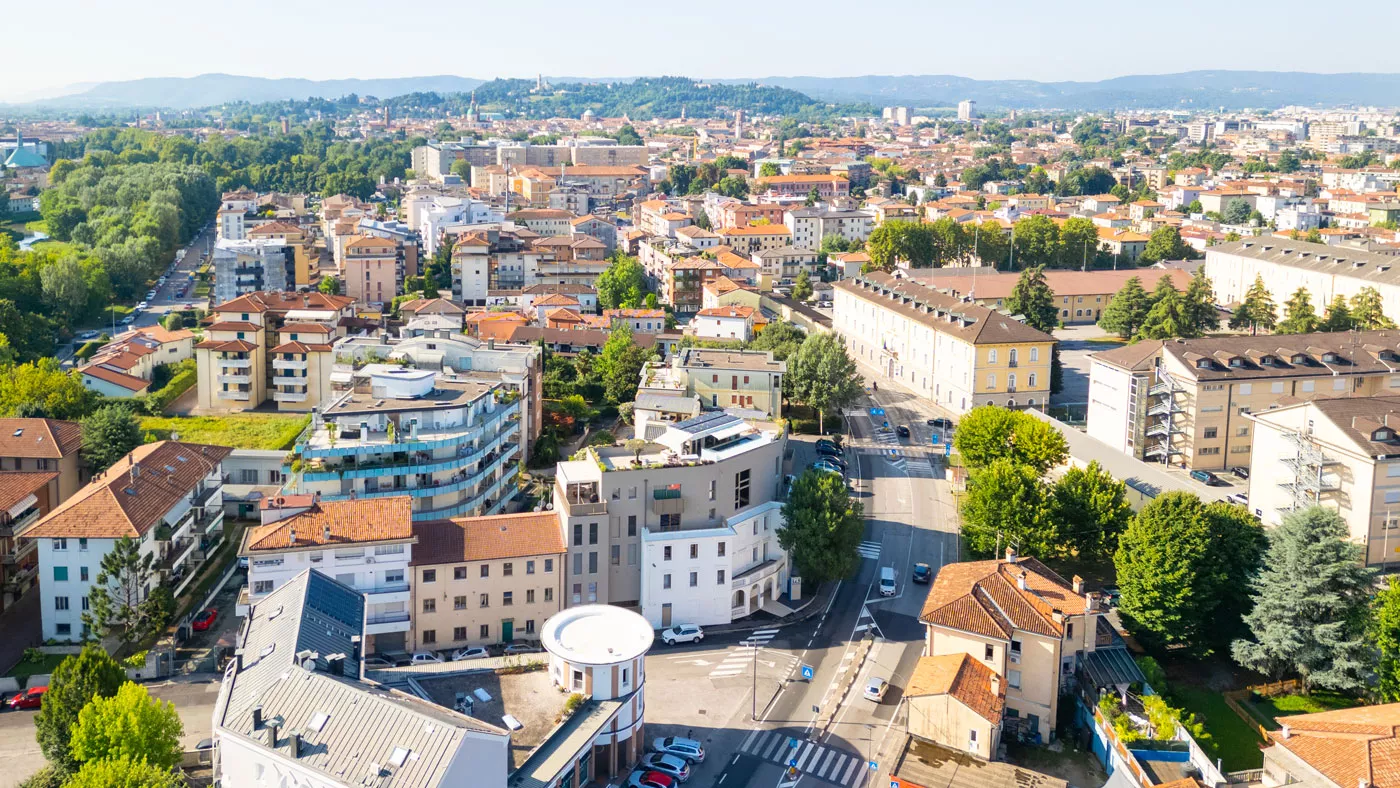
[734, 109, 744, 138]
[889, 106, 911, 126]
[958, 100, 977, 121]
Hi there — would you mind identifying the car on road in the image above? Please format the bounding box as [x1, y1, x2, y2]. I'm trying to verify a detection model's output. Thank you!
[191, 608, 218, 632]
[1227, 492, 1249, 506]
[451, 647, 489, 662]
[75, 330, 99, 341]
[627, 771, 676, 788]
[502, 643, 543, 655]
[912, 563, 931, 584]
[879, 566, 896, 596]
[863, 677, 888, 703]
[1189, 469, 1220, 486]
[895, 425, 910, 438]
[660, 624, 703, 645]
[410, 651, 444, 664]
[183, 302, 195, 310]
[135, 301, 149, 311]
[810, 459, 844, 475]
[639, 753, 691, 782]
[7, 686, 46, 711]
[652, 737, 705, 763]
[146, 290, 157, 300]
[926, 417, 955, 431]
[120, 315, 136, 325]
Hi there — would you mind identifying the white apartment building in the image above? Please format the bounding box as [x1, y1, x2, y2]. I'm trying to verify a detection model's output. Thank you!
[26, 441, 230, 641]
[1205, 238, 1400, 321]
[238, 495, 416, 653]
[212, 238, 294, 303]
[783, 208, 874, 250]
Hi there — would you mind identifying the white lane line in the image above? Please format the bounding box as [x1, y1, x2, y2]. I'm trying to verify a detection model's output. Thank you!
[795, 743, 816, 771]
[815, 750, 835, 777]
[751, 629, 780, 636]
[839, 757, 860, 786]
[826, 753, 849, 779]
[763, 734, 788, 761]
[741, 728, 760, 752]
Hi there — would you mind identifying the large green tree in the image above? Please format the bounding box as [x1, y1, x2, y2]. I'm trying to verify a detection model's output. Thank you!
[1276, 287, 1321, 334]
[595, 254, 648, 310]
[67, 757, 186, 788]
[1180, 269, 1220, 336]
[748, 321, 805, 361]
[1352, 286, 1396, 330]
[70, 682, 184, 771]
[80, 404, 142, 473]
[1058, 217, 1099, 269]
[1372, 576, 1400, 702]
[778, 470, 864, 583]
[596, 325, 652, 404]
[1322, 295, 1354, 332]
[34, 645, 127, 774]
[1232, 507, 1374, 692]
[1048, 460, 1132, 561]
[1141, 227, 1196, 264]
[1099, 276, 1151, 339]
[83, 537, 171, 649]
[960, 459, 1057, 558]
[1222, 198, 1252, 225]
[1240, 275, 1277, 335]
[1010, 215, 1061, 269]
[787, 333, 863, 433]
[952, 405, 1068, 475]
[1004, 266, 1059, 334]
[1136, 275, 1187, 340]
[867, 220, 934, 269]
[0, 360, 97, 420]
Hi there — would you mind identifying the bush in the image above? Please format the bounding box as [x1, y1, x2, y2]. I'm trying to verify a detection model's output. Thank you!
[587, 430, 616, 446]
[16, 766, 65, 788]
[75, 340, 104, 361]
[143, 362, 196, 414]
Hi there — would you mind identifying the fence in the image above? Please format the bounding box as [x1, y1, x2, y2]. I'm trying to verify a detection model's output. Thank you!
[1222, 689, 1274, 742]
[1247, 679, 1300, 698]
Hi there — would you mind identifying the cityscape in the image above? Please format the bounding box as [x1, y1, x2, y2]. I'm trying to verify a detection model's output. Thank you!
[2, 12, 1400, 788]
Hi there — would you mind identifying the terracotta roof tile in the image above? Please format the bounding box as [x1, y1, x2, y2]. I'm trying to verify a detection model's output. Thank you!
[0, 419, 82, 459]
[906, 653, 1006, 724]
[1269, 702, 1400, 788]
[411, 511, 565, 566]
[0, 471, 58, 511]
[244, 497, 414, 551]
[920, 557, 1084, 639]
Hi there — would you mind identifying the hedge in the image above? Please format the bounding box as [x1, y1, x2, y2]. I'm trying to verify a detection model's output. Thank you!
[145, 366, 197, 414]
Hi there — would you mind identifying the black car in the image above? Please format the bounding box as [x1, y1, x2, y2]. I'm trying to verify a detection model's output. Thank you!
[1230, 466, 1250, 480]
[912, 563, 932, 584]
[816, 443, 843, 458]
[819, 454, 849, 472]
[926, 417, 955, 431]
[896, 425, 910, 438]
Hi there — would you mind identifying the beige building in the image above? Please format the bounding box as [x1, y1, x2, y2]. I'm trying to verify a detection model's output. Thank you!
[408, 511, 565, 651]
[639, 348, 786, 417]
[1261, 703, 1400, 788]
[717, 225, 793, 255]
[919, 551, 1104, 744]
[911, 268, 1192, 326]
[1205, 238, 1400, 323]
[833, 272, 1055, 413]
[342, 235, 400, 309]
[1087, 330, 1400, 472]
[905, 653, 1006, 760]
[246, 220, 314, 287]
[0, 418, 85, 503]
[1247, 396, 1400, 567]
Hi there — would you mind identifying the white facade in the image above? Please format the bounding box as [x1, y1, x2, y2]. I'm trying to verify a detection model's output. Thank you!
[1085, 359, 1141, 456]
[243, 540, 413, 638]
[693, 313, 754, 342]
[1205, 240, 1400, 325]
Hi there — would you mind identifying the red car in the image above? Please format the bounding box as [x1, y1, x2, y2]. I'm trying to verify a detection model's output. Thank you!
[8, 686, 46, 710]
[192, 608, 218, 632]
[628, 771, 675, 788]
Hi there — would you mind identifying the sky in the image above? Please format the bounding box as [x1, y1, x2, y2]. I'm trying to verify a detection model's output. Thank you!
[7, 0, 1400, 102]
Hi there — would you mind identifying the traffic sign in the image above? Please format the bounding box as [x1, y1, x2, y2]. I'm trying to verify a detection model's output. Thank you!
[945, 442, 952, 456]
[801, 664, 814, 680]
[789, 737, 799, 749]
[869, 761, 879, 771]
[788, 759, 798, 768]
[869, 407, 885, 417]
[890, 781, 899, 788]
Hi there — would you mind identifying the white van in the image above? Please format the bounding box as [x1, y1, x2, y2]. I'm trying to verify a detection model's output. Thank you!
[879, 567, 896, 596]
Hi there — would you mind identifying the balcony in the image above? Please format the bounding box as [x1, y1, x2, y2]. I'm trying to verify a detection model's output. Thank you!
[361, 582, 411, 605]
[218, 374, 251, 385]
[365, 611, 411, 635]
[0, 508, 42, 539]
[557, 482, 607, 516]
[301, 422, 519, 482]
[274, 390, 308, 403]
[218, 390, 251, 401]
[273, 375, 307, 387]
[220, 358, 252, 369]
[296, 402, 520, 458]
[273, 358, 308, 371]
[319, 443, 520, 505]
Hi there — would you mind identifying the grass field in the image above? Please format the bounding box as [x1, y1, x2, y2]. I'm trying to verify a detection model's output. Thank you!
[1248, 691, 1361, 728]
[1170, 685, 1266, 770]
[6, 653, 68, 683]
[141, 413, 310, 451]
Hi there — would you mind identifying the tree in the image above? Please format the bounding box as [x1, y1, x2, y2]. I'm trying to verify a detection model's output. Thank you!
[0, 360, 97, 420]
[1137, 275, 1187, 340]
[1058, 217, 1099, 269]
[318, 276, 340, 295]
[1232, 507, 1374, 692]
[1322, 294, 1354, 332]
[792, 269, 813, 301]
[70, 682, 183, 770]
[80, 405, 142, 473]
[786, 333, 863, 433]
[1114, 492, 1266, 653]
[34, 645, 126, 773]
[778, 470, 864, 583]
[952, 406, 1068, 475]
[595, 254, 648, 310]
[1373, 576, 1400, 702]
[1222, 198, 1252, 225]
[1004, 266, 1058, 334]
[615, 124, 643, 146]
[1099, 276, 1151, 339]
[1240, 275, 1277, 334]
[1185, 199, 1204, 214]
[39, 255, 89, 318]
[758, 162, 780, 178]
[596, 325, 651, 405]
[83, 537, 170, 648]
[805, 186, 820, 207]
[1010, 215, 1062, 269]
[1141, 227, 1195, 264]
[960, 459, 1057, 558]
[1048, 461, 1132, 561]
[867, 221, 933, 269]
[1351, 286, 1396, 330]
[67, 757, 185, 788]
[449, 159, 473, 181]
[748, 320, 805, 362]
[1276, 287, 1321, 334]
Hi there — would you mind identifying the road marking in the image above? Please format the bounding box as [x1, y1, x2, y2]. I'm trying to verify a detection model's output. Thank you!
[839, 758, 860, 786]
[856, 541, 881, 560]
[795, 743, 815, 770]
[718, 774, 727, 785]
[733, 754, 742, 765]
[763, 733, 787, 760]
[815, 750, 835, 777]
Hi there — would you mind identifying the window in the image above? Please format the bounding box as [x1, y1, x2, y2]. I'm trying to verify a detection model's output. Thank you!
[573, 522, 582, 546]
[628, 543, 638, 565]
[526, 619, 536, 634]
[454, 566, 468, 580]
[454, 595, 467, 610]
[708, 480, 716, 501]
[480, 593, 490, 608]
[1008, 670, 1022, 689]
[254, 580, 274, 594]
[1204, 427, 1218, 439]
[52, 538, 67, 551]
[78, 538, 87, 551]
[1198, 447, 1221, 455]
[55, 596, 69, 611]
[611, 545, 620, 565]
[527, 589, 535, 603]
[1272, 382, 1285, 394]
[422, 569, 436, 583]
[1240, 383, 1253, 395]
[1237, 426, 1250, 436]
[588, 552, 597, 573]
[53, 566, 67, 582]
[525, 560, 535, 575]
[423, 598, 436, 613]
[1029, 347, 1039, 362]
[544, 558, 554, 573]
[629, 486, 638, 500]
[385, 569, 404, 585]
[717, 569, 726, 584]
[423, 630, 437, 644]
[573, 553, 583, 575]
[988, 349, 998, 363]
[627, 515, 637, 536]
[1302, 380, 1315, 393]
[81, 596, 89, 611]
[79, 567, 88, 582]
[659, 512, 681, 530]
[689, 544, 698, 559]
[588, 582, 597, 602]
[503, 562, 513, 577]
[1067, 622, 1074, 640]
[663, 574, 672, 589]
[735, 469, 751, 509]
[453, 626, 467, 641]
[1010, 639, 1022, 663]
[986, 373, 996, 390]
[689, 572, 698, 587]
[481, 624, 490, 639]
[545, 588, 554, 602]
[374, 544, 404, 556]
[56, 623, 71, 636]
[503, 592, 513, 606]
[663, 546, 672, 561]
[480, 565, 490, 579]
[984, 644, 994, 661]
[1334, 378, 1346, 391]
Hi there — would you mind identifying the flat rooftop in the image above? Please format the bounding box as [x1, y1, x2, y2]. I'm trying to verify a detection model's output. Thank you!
[678, 348, 785, 372]
[417, 668, 561, 771]
[892, 737, 1068, 788]
[323, 379, 495, 417]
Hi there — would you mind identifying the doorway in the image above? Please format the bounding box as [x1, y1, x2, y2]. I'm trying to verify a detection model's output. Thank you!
[501, 619, 513, 643]
[661, 603, 672, 627]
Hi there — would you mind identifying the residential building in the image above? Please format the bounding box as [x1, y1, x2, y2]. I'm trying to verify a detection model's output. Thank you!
[1261, 703, 1400, 788]
[239, 495, 415, 652]
[604, 309, 667, 333]
[1087, 331, 1400, 472]
[905, 652, 1006, 759]
[919, 550, 1104, 744]
[0, 418, 84, 503]
[342, 235, 400, 309]
[408, 511, 565, 650]
[212, 238, 294, 303]
[246, 220, 315, 287]
[79, 325, 196, 397]
[833, 272, 1056, 413]
[0, 471, 59, 612]
[26, 441, 230, 641]
[1206, 238, 1400, 321]
[754, 247, 820, 286]
[911, 268, 1192, 325]
[957, 100, 977, 121]
[283, 365, 521, 522]
[412, 140, 498, 183]
[552, 412, 788, 624]
[757, 174, 850, 200]
[507, 208, 576, 238]
[783, 208, 874, 250]
[717, 225, 793, 255]
[214, 569, 511, 788]
[639, 348, 786, 417]
[693, 306, 762, 342]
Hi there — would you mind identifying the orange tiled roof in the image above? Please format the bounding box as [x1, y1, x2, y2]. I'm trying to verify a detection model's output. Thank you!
[244, 497, 414, 551]
[919, 556, 1087, 639]
[0, 471, 58, 511]
[214, 291, 354, 314]
[697, 306, 756, 319]
[906, 653, 1006, 724]
[80, 365, 150, 392]
[0, 419, 82, 459]
[1268, 702, 1400, 788]
[411, 511, 566, 565]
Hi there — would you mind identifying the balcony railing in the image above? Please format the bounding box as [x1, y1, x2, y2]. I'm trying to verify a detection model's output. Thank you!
[273, 358, 308, 371]
[218, 390, 251, 401]
[218, 374, 251, 385]
[220, 358, 252, 369]
[273, 375, 307, 387]
[361, 582, 411, 595]
[274, 391, 308, 402]
[366, 611, 410, 625]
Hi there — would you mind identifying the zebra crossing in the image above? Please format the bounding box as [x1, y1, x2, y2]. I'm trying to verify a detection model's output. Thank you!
[738, 730, 870, 787]
[705, 629, 792, 679]
[856, 540, 882, 560]
[905, 456, 936, 478]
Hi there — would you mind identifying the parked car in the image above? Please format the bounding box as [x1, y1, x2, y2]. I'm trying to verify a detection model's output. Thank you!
[660, 624, 704, 646]
[895, 425, 911, 438]
[926, 417, 955, 431]
[410, 651, 444, 664]
[1230, 466, 1250, 480]
[120, 315, 136, 325]
[191, 608, 218, 632]
[362, 655, 396, 669]
[7, 686, 46, 711]
[502, 643, 542, 655]
[815, 442, 843, 457]
[135, 301, 149, 311]
[75, 330, 99, 341]
[863, 677, 888, 703]
[627, 771, 676, 788]
[640, 753, 691, 782]
[816, 454, 848, 471]
[912, 563, 932, 584]
[1101, 586, 1122, 607]
[1189, 469, 1219, 485]
[183, 302, 195, 310]
[1227, 492, 1249, 506]
[451, 647, 489, 662]
[810, 459, 844, 475]
[652, 736, 705, 763]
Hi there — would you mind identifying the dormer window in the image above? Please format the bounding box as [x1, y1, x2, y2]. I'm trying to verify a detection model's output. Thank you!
[1260, 355, 1276, 366]
[1195, 359, 1214, 370]
[1323, 352, 1340, 363]
[1292, 354, 1309, 364]
[1228, 356, 1244, 368]
[1375, 428, 1395, 442]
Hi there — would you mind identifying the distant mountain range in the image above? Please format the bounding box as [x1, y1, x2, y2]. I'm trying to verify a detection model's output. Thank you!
[10, 70, 1400, 112]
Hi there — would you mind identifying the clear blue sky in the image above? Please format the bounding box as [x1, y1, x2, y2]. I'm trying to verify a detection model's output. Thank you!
[8, 0, 1400, 102]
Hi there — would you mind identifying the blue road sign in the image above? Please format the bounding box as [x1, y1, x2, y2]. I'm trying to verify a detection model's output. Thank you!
[789, 759, 798, 768]
[789, 738, 799, 749]
[868, 407, 885, 417]
[869, 761, 879, 771]
[801, 664, 814, 680]
[945, 442, 952, 456]
[890, 782, 899, 788]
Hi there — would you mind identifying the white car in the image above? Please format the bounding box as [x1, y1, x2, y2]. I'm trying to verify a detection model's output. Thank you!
[410, 651, 444, 664]
[660, 624, 703, 645]
[451, 647, 489, 662]
[135, 301, 149, 311]
[120, 315, 136, 325]
[864, 677, 888, 703]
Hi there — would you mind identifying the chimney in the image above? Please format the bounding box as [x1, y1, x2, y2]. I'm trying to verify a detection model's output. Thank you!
[1004, 547, 1017, 564]
[1281, 723, 1291, 739]
[1017, 571, 1027, 591]
[1085, 592, 1095, 613]
[252, 705, 264, 729]
[990, 673, 1000, 695]
[289, 527, 296, 545]
[288, 731, 301, 759]
[1072, 575, 1084, 594]
[323, 525, 331, 543]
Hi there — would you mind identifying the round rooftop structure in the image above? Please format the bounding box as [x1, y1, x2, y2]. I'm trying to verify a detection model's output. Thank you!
[541, 604, 653, 666]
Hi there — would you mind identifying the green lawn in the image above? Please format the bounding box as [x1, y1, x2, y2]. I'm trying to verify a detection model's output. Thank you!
[141, 414, 310, 451]
[6, 653, 69, 683]
[1249, 691, 1361, 728]
[1169, 685, 1266, 771]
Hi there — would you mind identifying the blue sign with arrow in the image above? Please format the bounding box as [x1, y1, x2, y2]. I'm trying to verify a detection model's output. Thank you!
[801, 664, 814, 680]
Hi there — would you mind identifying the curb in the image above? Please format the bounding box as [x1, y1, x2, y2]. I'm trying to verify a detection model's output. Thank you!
[702, 582, 834, 637]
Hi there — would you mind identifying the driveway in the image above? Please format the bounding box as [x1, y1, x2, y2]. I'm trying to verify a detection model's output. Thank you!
[1051, 324, 1126, 417]
[0, 592, 41, 677]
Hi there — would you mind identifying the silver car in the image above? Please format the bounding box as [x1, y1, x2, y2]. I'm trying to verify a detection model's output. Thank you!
[639, 753, 690, 782]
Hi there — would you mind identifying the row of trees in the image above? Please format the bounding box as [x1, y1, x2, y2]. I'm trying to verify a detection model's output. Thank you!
[1098, 271, 1220, 340]
[1249, 277, 1396, 335]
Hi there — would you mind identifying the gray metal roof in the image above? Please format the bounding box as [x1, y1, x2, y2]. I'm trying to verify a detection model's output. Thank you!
[674, 411, 741, 435]
[1081, 645, 1148, 691]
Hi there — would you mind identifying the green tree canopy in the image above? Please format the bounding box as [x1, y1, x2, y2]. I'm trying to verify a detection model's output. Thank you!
[1136, 275, 1187, 340]
[595, 254, 649, 310]
[960, 458, 1056, 558]
[70, 682, 184, 770]
[1222, 198, 1252, 225]
[0, 360, 97, 420]
[67, 757, 186, 788]
[1004, 266, 1058, 334]
[1141, 226, 1196, 264]
[1240, 275, 1277, 334]
[34, 645, 127, 773]
[1352, 286, 1396, 330]
[1276, 287, 1321, 334]
[952, 405, 1068, 475]
[1099, 276, 1151, 340]
[787, 333, 863, 433]
[1322, 294, 1354, 332]
[318, 275, 340, 295]
[80, 404, 143, 473]
[1048, 460, 1132, 561]
[792, 269, 813, 301]
[748, 321, 805, 362]
[779, 470, 864, 583]
[596, 324, 652, 404]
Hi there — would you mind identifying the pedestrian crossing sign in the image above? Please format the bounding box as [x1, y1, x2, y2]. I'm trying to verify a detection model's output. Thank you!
[801, 664, 814, 679]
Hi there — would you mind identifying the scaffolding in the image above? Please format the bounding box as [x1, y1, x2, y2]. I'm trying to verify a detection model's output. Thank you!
[1142, 372, 1186, 464]
[1276, 429, 1340, 515]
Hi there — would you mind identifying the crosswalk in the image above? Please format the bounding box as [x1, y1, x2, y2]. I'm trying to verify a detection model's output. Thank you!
[705, 629, 792, 679]
[905, 457, 936, 478]
[856, 540, 881, 560]
[738, 730, 869, 787]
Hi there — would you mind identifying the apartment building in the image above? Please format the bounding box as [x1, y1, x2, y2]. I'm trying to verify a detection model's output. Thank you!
[717, 225, 793, 255]
[833, 272, 1056, 413]
[239, 495, 415, 652]
[1245, 396, 1400, 566]
[342, 235, 400, 309]
[0, 418, 85, 502]
[911, 268, 1192, 326]
[1087, 330, 1400, 472]
[552, 412, 788, 625]
[919, 550, 1104, 745]
[507, 208, 576, 237]
[783, 208, 874, 249]
[693, 306, 762, 342]
[283, 365, 521, 522]
[245, 220, 314, 287]
[753, 247, 820, 286]
[1260, 703, 1400, 788]
[639, 348, 786, 418]
[194, 291, 357, 412]
[411, 140, 498, 182]
[0, 471, 60, 612]
[756, 174, 850, 200]
[80, 324, 198, 398]
[26, 441, 230, 641]
[1205, 238, 1400, 322]
[212, 238, 294, 303]
[408, 511, 565, 650]
[604, 309, 667, 333]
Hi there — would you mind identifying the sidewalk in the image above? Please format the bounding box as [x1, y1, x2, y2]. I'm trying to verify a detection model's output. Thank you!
[704, 580, 837, 636]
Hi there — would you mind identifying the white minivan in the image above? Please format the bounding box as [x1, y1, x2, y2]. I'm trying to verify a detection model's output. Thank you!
[878, 567, 896, 596]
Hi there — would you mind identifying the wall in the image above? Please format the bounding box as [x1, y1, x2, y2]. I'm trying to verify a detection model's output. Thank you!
[410, 554, 564, 650]
[906, 694, 998, 760]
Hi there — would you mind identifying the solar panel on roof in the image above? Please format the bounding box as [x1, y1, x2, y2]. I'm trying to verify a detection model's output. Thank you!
[674, 411, 739, 434]
[306, 573, 365, 630]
